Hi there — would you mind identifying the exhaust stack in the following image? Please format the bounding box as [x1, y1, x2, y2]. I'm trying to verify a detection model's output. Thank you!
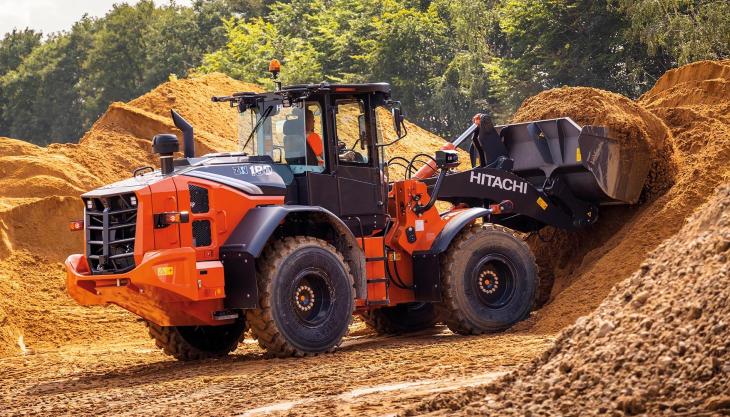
[171, 109, 195, 158]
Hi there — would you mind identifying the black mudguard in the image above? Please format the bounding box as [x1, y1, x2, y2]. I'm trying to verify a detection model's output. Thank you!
[430, 207, 490, 254]
[410, 208, 489, 303]
[220, 205, 366, 309]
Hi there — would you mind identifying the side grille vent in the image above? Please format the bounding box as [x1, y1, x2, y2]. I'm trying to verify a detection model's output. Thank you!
[189, 184, 209, 213]
[85, 193, 137, 274]
[192, 220, 212, 247]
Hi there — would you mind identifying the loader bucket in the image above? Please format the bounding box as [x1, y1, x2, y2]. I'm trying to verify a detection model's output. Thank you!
[494, 118, 651, 205]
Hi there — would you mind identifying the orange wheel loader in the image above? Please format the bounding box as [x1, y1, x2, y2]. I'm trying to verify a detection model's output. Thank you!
[65, 63, 650, 360]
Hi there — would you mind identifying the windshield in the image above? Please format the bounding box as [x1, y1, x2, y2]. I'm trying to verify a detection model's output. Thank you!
[238, 101, 325, 174]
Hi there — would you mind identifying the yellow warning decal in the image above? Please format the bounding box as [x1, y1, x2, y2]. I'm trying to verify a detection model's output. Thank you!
[156, 266, 174, 276]
[536, 197, 548, 210]
[576, 147, 582, 162]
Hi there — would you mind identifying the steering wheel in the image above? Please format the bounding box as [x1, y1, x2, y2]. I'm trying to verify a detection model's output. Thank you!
[338, 140, 366, 163]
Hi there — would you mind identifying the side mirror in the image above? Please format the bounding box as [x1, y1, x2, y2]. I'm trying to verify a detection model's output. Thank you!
[376, 102, 408, 148]
[392, 107, 405, 138]
[358, 114, 367, 149]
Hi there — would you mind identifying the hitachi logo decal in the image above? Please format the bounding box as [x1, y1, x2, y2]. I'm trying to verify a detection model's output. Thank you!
[470, 171, 528, 194]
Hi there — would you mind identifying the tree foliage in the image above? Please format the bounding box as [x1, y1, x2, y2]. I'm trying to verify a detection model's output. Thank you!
[1, 0, 728, 144]
[617, 0, 730, 65]
[0, 0, 258, 143]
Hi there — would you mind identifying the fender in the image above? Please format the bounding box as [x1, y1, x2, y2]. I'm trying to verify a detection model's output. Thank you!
[220, 205, 366, 309]
[409, 207, 489, 303]
[429, 207, 490, 254]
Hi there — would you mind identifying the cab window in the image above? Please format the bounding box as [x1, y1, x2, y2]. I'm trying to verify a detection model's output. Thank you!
[334, 100, 370, 165]
[239, 101, 325, 174]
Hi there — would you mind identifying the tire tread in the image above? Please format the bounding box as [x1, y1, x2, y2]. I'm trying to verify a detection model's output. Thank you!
[436, 223, 537, 335]
[246, 236, 355, 358]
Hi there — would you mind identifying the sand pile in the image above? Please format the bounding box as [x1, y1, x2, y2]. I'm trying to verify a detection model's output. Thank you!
[0, 73, 459, 357]
[510, 64, 729, 327]
[511, 86, 677, 202]
[639, 60, 730, 205]
[510, 87, 676, 306]
[412, 184, 730, 416]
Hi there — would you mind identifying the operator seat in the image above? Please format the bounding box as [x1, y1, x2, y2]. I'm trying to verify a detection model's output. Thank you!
[283, 118, 319, 166]
[283, 119, 306, 165]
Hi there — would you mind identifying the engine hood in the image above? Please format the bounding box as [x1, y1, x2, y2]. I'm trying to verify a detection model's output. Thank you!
[179, 154, 291, 196]
[81, 172, 162, 197]
[83, 154, 292, 198]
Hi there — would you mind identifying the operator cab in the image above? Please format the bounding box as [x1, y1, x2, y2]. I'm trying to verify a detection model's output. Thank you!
[216, 81, 405, 236]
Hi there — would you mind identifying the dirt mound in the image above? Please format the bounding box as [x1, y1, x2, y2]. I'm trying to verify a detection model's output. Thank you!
[506, 75, 729, 329]
[511, 86, 677, 200]
[129, 73, 262, 152]
[0, 251, 145, 355]
[512, 87, 677, 311]
[640, 60, 730, 104]
[413, 184, 730, 416]
[638, 61, 730, 211]
[0, 139, 98, 198]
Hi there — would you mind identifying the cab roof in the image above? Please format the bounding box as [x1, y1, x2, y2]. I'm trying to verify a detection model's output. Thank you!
[281, 82, 390, 94]
[212, 82, 392, 108]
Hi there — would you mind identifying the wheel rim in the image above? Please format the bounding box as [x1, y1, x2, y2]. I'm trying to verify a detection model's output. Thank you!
[291, 268, 333, 327]
[471, 254, 516, 308]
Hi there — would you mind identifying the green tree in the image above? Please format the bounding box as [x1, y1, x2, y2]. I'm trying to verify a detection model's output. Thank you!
[200, 17, 323, 86]
[79, 1, 156, 124]
[493, 0, 643, 107]
[363, 5, 454, 132]
[0, 19, 93, 143]
[426, 0, 507, 130]
[618, 0, 730, 65]
[142, 4, 203, 92]
[0, 28, 43, 136]
[0, 28, 42, 75]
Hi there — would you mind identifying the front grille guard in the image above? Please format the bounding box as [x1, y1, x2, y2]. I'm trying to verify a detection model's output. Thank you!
[84, 193, 138, 274]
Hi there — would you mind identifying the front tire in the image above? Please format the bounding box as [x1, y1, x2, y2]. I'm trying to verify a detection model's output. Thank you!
[246, 236, 355, 357]
[438, 224, 537, 334]
[146, 319, 246, 361]
[362, 303, 439, 334]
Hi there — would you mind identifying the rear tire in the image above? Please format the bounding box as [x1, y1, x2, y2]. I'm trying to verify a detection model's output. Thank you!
[438, 224, 537, 335]
[146, 319, 246, 361]
[246, 236, 355, 357]
[362, 303, 439, 334]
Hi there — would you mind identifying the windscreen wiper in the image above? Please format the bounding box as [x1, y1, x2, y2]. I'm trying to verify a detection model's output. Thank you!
[241, 105, 273, 153]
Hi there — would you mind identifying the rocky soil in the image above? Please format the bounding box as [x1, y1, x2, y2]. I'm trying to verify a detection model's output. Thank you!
[410, 184, 729, 416]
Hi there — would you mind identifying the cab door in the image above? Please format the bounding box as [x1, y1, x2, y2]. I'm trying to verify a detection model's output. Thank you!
[332, 96, 386, 232]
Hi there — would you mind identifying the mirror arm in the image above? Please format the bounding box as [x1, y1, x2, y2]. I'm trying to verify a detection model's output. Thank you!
[376, 120, 408, 147]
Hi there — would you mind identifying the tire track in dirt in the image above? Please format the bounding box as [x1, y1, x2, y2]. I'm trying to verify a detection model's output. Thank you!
[0, 328, 551, 416]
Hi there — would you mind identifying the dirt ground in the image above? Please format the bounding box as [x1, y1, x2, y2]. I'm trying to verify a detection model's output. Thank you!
[0, 322, 552, 416]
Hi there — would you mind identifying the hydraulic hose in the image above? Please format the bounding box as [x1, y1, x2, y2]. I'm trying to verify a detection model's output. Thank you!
[412, 167, 447, 215]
